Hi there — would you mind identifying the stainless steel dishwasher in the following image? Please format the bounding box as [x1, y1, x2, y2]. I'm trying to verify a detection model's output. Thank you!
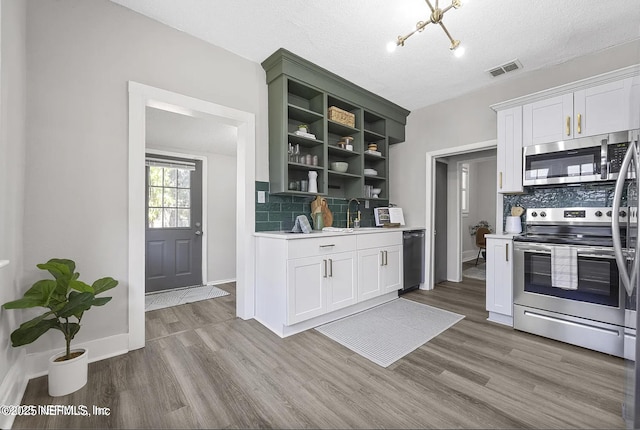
[402, 229, 425, 293]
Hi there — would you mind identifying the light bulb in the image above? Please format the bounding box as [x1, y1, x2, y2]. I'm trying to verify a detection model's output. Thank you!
[453, 45, 466, 58]
[386, 41, 397, 53]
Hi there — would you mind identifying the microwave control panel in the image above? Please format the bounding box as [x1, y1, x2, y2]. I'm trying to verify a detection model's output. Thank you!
[608, 142, 630, 174]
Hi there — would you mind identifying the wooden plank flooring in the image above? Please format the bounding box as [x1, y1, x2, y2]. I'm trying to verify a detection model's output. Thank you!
[14, 278, 627, 429]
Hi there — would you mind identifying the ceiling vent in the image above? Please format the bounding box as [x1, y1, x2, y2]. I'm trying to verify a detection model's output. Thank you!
[487, 59, 523, 78]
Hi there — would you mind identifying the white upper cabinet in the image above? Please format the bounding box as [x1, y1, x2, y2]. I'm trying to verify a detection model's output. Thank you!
[523, 76, 640, 147]
[523, 93, 573, 146]
[496, 105, 523, 194]
[573, 76, 640, 137]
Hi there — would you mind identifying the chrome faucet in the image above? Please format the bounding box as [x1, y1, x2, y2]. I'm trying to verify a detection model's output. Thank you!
[347, 198, 360, 228]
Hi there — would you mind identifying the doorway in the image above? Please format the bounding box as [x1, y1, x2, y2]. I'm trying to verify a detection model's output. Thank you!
[424, 140, 498, 290]
[128, 82, 256, 351]
[145, 155, 204, 293]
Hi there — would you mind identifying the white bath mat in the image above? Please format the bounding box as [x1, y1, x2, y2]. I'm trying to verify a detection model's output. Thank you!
[316, 298, 464, 367]
[145, 285, 230, 312]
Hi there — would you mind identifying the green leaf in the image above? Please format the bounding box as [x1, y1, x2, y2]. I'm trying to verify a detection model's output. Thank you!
[57, 292, 95, 318]
[91, 297, 112, 306]
[10, 318, 60, 347]
[2, 280, 57, 309]
[48, 258, 76, 274]
[93, 277, 118, 295]
[19, 311, 55, 330]
[36, 261, 72, 280]
[69, 279, 94, 293]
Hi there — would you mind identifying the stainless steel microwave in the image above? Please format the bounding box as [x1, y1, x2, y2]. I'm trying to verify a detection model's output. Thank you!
[522, 130, 639, 186]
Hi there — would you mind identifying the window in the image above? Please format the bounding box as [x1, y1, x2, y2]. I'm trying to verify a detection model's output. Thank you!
[147, 162, 193, 229]
[460, 163, 469, 215]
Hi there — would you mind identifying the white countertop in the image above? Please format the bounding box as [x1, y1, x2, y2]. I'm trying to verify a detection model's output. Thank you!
[255, 226, 425, 240]
[486, 233, 522, 239]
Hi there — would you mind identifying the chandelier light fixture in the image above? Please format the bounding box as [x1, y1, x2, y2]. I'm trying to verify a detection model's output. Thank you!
[388, 0, 465, 57]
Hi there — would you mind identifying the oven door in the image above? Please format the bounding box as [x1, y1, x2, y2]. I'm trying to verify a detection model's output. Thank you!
[513, 242, 626, 327]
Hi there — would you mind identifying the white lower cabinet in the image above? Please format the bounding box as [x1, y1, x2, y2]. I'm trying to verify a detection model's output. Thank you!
[485, 236, 513, 326]
[357, 234, 403, 301]
[255, 231, 404, 337]
[286, 251, 357, 325]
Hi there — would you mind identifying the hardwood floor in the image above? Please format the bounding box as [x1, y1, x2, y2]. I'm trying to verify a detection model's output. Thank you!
[15, 279, 626, 429]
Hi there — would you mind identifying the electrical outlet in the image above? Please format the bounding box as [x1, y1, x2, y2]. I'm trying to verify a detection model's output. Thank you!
[365, 200, 369, 209]
[257, 191, 266, 203]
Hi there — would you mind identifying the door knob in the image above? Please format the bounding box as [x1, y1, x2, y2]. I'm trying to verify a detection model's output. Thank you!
[195, 230, 203, 236]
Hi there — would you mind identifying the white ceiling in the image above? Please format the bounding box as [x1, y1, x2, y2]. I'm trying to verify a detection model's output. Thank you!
[145, 107, 238, 156]
[112, 0, 640, 111]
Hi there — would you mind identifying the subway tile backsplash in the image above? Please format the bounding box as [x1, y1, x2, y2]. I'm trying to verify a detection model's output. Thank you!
[502, 182, 629, 231]
[255, 181, 388, 232]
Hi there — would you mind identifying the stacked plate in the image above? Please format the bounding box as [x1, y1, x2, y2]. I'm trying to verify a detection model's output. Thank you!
[364, 168, 378, 176]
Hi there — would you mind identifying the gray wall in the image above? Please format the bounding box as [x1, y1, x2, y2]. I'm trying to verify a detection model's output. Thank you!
[390, 40, 640, 226]
[0, 0, 27, 390]
[22, 0, 267, 354]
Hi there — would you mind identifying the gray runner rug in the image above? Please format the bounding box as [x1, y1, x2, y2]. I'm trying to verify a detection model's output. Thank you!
[145, 285, 230, 311]
[316, 298, 464, 367]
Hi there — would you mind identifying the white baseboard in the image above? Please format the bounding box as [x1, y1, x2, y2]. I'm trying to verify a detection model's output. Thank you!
[0, 350, 28, 430]
[205, 278, 236, 286]
[462, 250, 479, 262]
[27, 333, 129, 379]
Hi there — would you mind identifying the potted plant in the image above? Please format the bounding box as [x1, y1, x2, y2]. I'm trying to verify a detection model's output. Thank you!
[2, 258, 117, 396]
[298, 124, 308, 133]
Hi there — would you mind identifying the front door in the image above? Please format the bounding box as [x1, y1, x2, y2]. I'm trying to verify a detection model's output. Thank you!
[145, 155, 203, 293]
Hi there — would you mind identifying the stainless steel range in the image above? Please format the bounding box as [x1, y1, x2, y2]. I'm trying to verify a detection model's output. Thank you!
[513, 206, 633, 357]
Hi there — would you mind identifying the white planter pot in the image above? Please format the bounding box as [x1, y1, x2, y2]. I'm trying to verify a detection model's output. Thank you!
[48, 348, 88, 397]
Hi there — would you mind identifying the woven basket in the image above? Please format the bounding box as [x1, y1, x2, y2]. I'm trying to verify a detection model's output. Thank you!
[328, 106, 355, 128]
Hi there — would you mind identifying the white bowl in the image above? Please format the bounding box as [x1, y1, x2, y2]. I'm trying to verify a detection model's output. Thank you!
[371, 188, 382, 197]
[331, 162, 349, 173]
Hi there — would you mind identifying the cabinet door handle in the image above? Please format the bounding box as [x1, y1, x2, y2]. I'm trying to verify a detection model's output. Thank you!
[566, 116, 571, 136]
[380, 251, 384, 266]
[329, 259, 333, 277]
[506, 243, 509, 262]
[577, 113, 582, 134]
[319, 244, 335, 248]
[384, 250, 388, 266]
[499, 172, 503, 189]
[323, 259, 327, 278]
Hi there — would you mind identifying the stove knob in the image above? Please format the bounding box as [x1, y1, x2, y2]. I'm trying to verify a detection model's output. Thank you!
[607, 210, 612, 217]
[540, 211, 547, 218]
[620, 210, 627, 218]
[531, 211, 538, 217]
[595, 211, 603, 217]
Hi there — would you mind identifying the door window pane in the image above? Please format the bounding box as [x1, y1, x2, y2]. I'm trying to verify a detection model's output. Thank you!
[177, 189, 190, 208]
[163, 168, 177, 187]
[163, 188, 177, 207]
[148, 208, 162, 228]
[148, 187, 163, 207]
[163, 208, 177, 228]
[178, 209, 190, 227]
[177, 169, 190, 188]
[147, 163, 194, 229]
[149, 166, 163, 186]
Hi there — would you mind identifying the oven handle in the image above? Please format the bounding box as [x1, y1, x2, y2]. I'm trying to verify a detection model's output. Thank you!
[514, 243, 634, 260]
[612, 137, 638, 296]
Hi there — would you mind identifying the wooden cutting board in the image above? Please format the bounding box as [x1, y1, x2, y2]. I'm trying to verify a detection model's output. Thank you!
[311, 196, 333, 227]
[321, 199, 333, 227]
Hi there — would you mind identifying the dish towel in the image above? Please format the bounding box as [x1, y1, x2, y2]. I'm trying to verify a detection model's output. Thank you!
[551, 246, 578, 290]
[291, 215, 313, 234]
